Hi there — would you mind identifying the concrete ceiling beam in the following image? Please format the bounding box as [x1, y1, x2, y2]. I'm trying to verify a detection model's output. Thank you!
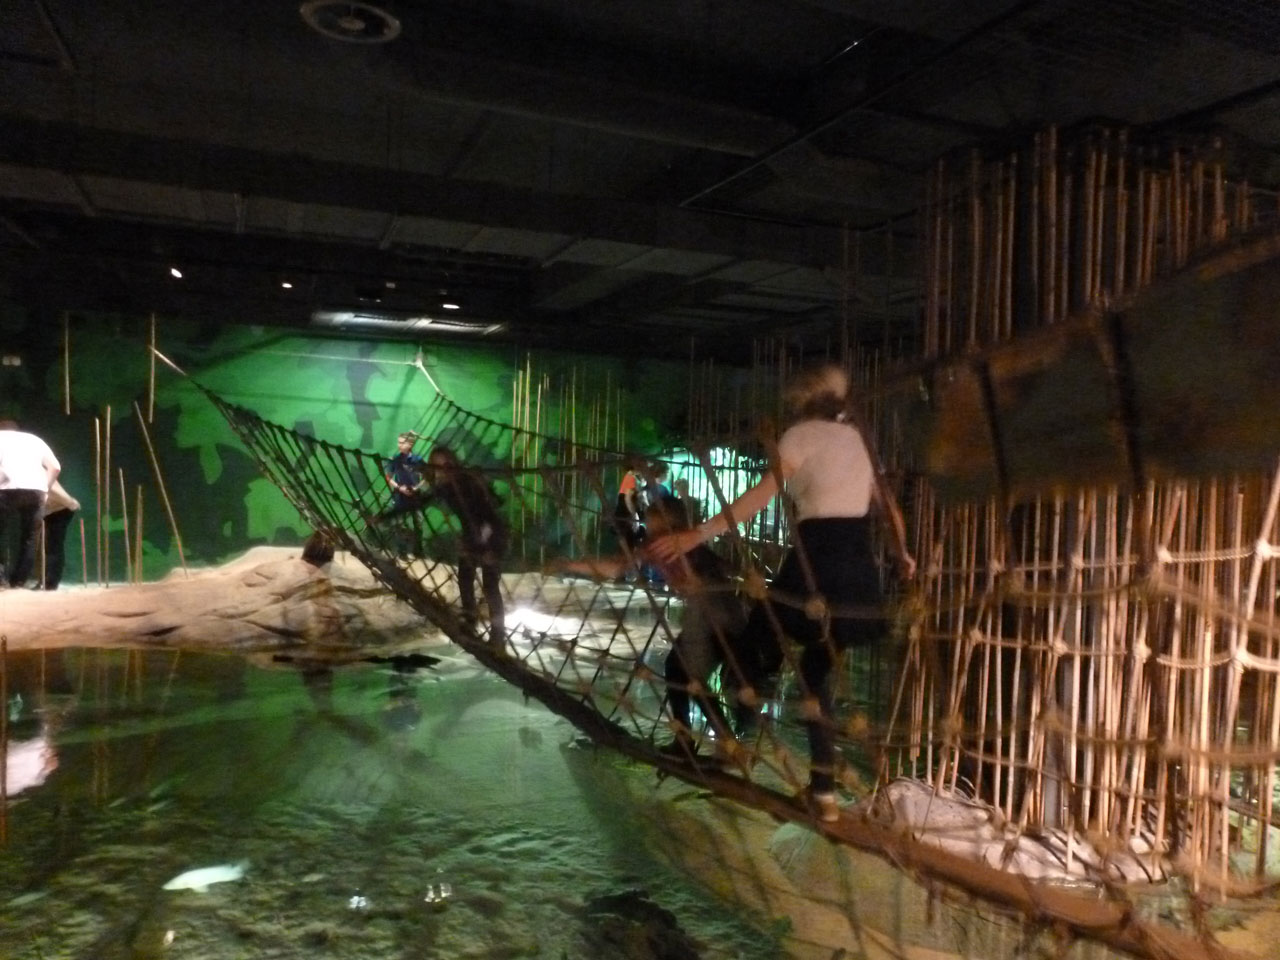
[382, 45, 793, 158]
[0, 115, 847, 267]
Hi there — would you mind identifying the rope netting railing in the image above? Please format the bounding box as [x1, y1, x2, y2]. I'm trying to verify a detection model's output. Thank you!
[199, 376, 1272, 960]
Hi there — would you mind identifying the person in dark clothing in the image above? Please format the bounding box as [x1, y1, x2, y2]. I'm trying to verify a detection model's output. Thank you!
[367, 431, 427, 556]
[642, 462, 675, 513]
[421, 446, 508, 648]
[34, 480, 78, 590]
[613, 462, 643, 554]
[559, 497, 744, 758]
[382, 431, 427, 516]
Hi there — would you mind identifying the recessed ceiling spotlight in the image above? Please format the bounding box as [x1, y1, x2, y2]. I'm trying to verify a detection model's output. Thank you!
[300, 1, 401, 44]
[442, 303, 460, 310]
[169, 267, 183, 279]
[281, 281, 293, 289]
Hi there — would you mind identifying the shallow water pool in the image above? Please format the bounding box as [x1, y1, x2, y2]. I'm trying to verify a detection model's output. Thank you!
[0, 646, 782, 959]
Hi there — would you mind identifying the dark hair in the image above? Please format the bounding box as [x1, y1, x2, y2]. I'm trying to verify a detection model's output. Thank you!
[644, 496, 689, 530]
[427, 445, 459, 467]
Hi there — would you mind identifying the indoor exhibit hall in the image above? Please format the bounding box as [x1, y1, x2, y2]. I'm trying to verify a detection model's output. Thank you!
[3, 2, 1280, 959]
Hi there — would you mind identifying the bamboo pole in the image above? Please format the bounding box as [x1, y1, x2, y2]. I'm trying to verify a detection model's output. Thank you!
[1144, 173, 1159, 288]
[1212, 138, 1225, 244]
[930, 159, 944, 357]
[1002, 155, 1015, 340]
[1115, 133, 1128, 296]
[147, 313, 156, 423]
[968, 149, 982, 347]
[1171, 149, 1184, 269]
[133, 401, 188, 577]
[93, 416, 101, 585]
[1029, 133, 1041, 325]
[1058, 164, 1071, 321]
[1192, 153, 1205, 254]
[1044, 127, 1058, 325]
[118, 468, 132, 584]
[135, 485, 143, 584]
[991, 161, 1005, 343]
[103, 406, 111, 586]
[1082, 138, 1096, 309]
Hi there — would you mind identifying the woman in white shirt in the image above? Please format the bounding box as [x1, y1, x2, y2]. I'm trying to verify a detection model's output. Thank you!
[651, 365, 914, 821]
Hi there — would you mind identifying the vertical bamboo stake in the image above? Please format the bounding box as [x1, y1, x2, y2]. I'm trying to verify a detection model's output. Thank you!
[135, 485, 144, 584]
[103, 406, 111, 586]
[1115, 133, 1128, 296]
[118, 468, 132, 584]
[1192, 153, 1205, 254]
[1171, 149, 1184, 268]
[943, 182, 956, 355]
[991, 161, 1005, 343]
[1058, 165, 1071, 321]
[968, 149, 982, 347]
[1029, 133, 1041, 324]
[147, 313, 156, 423]
[134, 401, 187, 578]
[1044, 127, 1058, 325]
[1082, 139, 1096, 309]
[1003, 155, 1016, 340]
[929, 159, 944, 357]
[1092, 133, 1108, 303]
[1212, 138, 1225, 244]
[93, 417, 102, 585]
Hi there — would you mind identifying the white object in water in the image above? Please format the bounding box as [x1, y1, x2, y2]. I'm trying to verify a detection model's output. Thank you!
[162, 861, 248, 892]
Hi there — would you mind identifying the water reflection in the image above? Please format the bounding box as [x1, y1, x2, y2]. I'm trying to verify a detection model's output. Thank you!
[0, 646, 780, 959]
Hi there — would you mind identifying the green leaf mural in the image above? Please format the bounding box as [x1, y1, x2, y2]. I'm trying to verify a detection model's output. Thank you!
[11, 314, 701, 582]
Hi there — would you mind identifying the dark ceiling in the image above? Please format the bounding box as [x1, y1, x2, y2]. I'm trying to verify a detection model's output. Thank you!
[1, 0, 1277, 360]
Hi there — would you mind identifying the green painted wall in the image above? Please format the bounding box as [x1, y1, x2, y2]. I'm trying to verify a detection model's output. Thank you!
[2, 311, 699, 583]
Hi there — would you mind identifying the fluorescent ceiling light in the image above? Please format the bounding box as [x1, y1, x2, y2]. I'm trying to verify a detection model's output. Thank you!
[169, 266, 183, 279]
[281, 281, 293, 289]
[310, 310, 504, 336]
[441, 302, 460, 310]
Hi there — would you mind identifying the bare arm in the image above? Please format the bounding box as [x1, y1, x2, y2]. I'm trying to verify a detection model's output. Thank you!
[873, 478, 916, 580]
[699, 470, 780, 540]
[556, 554, 632, 580]
[649, 464, 788, 561]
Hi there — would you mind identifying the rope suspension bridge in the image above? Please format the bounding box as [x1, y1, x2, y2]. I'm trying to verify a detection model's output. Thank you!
[190, 365, 1276, 960]
[185, 124, 1280, 960]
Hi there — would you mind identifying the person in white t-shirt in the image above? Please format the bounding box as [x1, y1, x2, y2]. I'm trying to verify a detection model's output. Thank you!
[650, 365, 914, 821]
[0, 420, 61, 588]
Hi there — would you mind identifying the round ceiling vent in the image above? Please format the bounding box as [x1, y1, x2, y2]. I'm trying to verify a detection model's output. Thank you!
[300, 1, 402, 44]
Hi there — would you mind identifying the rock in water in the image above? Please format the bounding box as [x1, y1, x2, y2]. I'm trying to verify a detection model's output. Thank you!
[302, 531, 335, 566]
[580, 888, 703, 960]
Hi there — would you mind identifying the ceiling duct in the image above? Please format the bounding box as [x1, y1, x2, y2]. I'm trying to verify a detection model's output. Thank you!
[300, 1, 401, 44]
